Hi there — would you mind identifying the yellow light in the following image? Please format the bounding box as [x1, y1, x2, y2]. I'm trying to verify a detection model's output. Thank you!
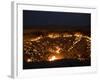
[47, 33, 60, 38]
[49, 56, 57, 61]
[55, 47, 61, 54]
[74, 32, 82, 37]
[30, 36, 42, 41]
[27, 58, 32, 62]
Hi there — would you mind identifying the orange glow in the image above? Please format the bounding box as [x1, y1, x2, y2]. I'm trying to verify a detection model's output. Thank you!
[74, 32, 82, 37]
[49, 56, 57, 61]
[55, 46, 61, 54]
[30, 36, 42, 41]
[27, 58, 32, 62]
[48, 55, 63, 61]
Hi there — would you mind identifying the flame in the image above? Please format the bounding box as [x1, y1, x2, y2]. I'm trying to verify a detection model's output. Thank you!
[68, 32, 82, 52]
[47, 33, 60, 38]
[49, 56, 57, 61]
[55, 46, 61, 54]
[27, 58, 32, 62]
[30, 36, 42, 41]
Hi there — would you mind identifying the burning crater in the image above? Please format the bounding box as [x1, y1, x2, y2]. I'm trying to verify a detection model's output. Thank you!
[23, 32, 90, 68]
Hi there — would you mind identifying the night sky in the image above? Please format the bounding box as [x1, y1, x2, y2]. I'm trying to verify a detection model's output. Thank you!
[23, 10, 91, 31]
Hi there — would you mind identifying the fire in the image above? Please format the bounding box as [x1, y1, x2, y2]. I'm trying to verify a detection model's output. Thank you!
[49, 56, 57, 61]
[74, 32, 82, 37]
[27, 58, 32, 62]
[68, 32, 82, 52]
[47, 33, 60, 38]
[55, 46, 61, 54]
[30, 36, 42, 41]
[48, 46, 61, 54]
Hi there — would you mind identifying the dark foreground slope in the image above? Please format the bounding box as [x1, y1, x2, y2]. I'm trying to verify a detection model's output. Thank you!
[23, 59, 90, 69]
